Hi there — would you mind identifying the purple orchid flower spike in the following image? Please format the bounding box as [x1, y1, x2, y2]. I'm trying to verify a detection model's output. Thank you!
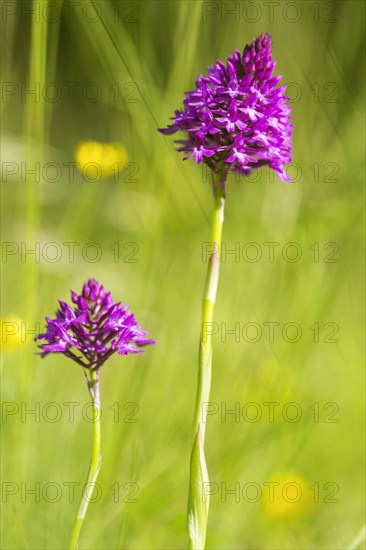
[158, 34, 294, 550]
[159, 33, 293, 182]
[35, 278, 155, 370]
[35, 279, 155, 549]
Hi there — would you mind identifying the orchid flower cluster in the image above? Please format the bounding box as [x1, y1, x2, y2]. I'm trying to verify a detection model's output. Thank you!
[159, 33, 293, 549]
[36, 278, 154, 369]
[35, 279, 154, 550]
[160, 33, 293, 182]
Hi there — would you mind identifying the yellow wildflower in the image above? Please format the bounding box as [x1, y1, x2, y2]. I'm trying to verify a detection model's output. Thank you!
[0, 316, 23, 350]
[262, 473, 313, 521]
[75, 141, 128, 180]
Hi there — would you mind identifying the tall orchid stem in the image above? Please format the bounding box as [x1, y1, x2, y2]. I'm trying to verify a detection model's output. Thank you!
[69, 368, 102, 550]
[187, 168, 227, 549]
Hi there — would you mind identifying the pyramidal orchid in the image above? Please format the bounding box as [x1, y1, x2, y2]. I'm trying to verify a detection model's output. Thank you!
[160, 33, 293, 182]
[35, 279, 155, 549]
[159, 34, 293, 549]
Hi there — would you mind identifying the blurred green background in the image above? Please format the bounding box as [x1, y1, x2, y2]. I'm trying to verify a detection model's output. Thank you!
[1, 0, 365, 548]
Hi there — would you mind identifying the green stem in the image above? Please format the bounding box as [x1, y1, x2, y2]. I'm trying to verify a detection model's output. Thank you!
[69, 369, 102, 550]
[187, 169, 227, 549]
[20, 0, 49, 396]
